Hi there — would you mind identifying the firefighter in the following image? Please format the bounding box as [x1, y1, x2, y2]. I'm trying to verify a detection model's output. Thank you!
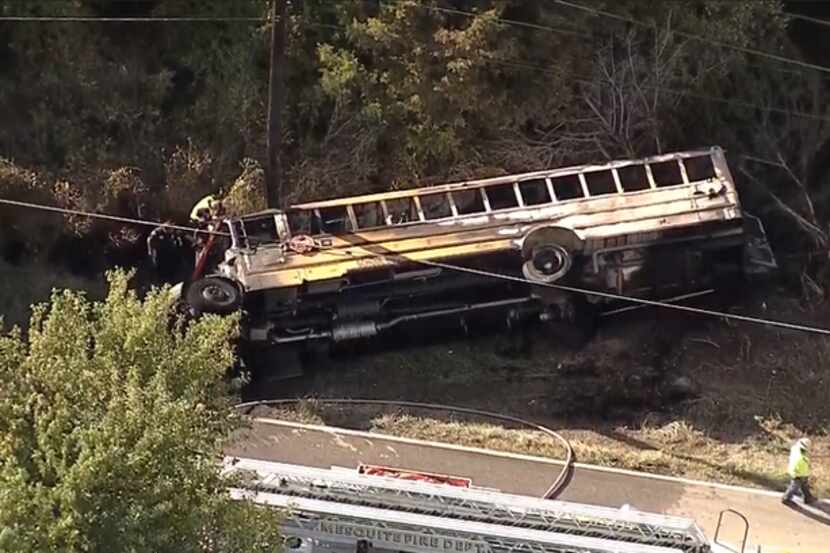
[189, 194, 225, 266]
[147, 223, 176, 268]
[782, 438, 816, 505]
[189, 194, 222, 227]
[147, 223, 193, 285]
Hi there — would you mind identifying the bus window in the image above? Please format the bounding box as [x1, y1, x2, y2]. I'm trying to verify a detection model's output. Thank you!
[318, 206, 351, 234]
[385, 197, 418, 224]
[286, 210, 313, 235]
[452, 189, 486, 214]
[650, 160, 684, 187]
[485, 183, 519, 210]
[354, 202, 384, 229]
[242, 216, 279, 243]
[618, 164, 650, 191]
[518, 179, 551, 206]
[421, 193, 452, 220]
[683, 155, 716, 182]
[585, 171, 617, 196]
[551, 174, 584, 200]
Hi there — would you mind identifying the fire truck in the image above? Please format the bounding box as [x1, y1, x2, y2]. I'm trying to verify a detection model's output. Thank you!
[224, 457, 753, 553]
[184, 147, 775, 361]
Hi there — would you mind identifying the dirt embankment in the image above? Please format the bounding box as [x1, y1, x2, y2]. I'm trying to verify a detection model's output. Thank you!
[250, 291, 830, 496]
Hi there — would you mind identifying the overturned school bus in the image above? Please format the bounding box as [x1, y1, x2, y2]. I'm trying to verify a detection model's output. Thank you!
[186, 147, 775, 359]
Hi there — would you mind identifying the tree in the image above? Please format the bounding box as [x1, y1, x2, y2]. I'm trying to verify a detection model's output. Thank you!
[0, 271, 282, 553]
[731, 58, 830, 300]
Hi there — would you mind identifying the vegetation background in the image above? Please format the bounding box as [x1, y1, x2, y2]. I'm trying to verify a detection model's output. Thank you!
[0, 271, 284, 552]
[1, 0, 829, 501]
[2, 0, 829, 295]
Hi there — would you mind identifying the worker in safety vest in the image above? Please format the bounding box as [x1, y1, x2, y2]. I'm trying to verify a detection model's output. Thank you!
[188, 194, 226, 268]
[189, 194, 223, 226]
[782, 438, 816, 504]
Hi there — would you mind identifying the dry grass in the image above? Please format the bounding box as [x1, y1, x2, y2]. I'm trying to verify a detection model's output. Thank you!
[258, 400, 828, 496]
[250, 399, 326, 426]
[368, 414, 829, 496]
[222, 158, 267, 216]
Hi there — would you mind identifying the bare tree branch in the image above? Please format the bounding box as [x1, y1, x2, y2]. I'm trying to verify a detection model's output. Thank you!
[739, 165, 828, 247]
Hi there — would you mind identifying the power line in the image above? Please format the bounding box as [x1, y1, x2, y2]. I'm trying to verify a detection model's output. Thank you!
[412, 3, 589, 38]
[0, 16, 264, 22]
[784, 11, 830, 28]
[343, 253, 830, 337]
[407, 0, 830, 90]
[3, 195, 830, 336]
[378, 1, 830, 123]
[5, 4, 828, 121]
[0, 13, 345, 32]
[552, 0, 830, 76]
[485, 56, 830, 124]
[0, 198, 226, 236]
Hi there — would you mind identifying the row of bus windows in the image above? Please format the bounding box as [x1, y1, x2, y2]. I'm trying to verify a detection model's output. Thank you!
[284, 156, 717, 235]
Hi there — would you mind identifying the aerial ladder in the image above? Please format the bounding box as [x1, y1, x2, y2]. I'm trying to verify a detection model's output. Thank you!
[224, 458, 744, 553]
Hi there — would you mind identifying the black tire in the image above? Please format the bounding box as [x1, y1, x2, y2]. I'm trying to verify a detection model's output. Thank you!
[186, 277, 243, 315]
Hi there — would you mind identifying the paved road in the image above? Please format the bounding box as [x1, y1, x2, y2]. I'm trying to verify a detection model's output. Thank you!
[227, 419, 829, 553]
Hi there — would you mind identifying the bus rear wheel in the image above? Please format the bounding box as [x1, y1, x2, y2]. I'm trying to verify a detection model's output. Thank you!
[187, 277, 243, 315]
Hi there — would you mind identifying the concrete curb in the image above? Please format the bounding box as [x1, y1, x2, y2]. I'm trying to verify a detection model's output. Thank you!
[249, 417, 829, 503]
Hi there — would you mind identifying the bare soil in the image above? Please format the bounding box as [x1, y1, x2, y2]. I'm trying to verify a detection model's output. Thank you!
[251, 290, 830, 496]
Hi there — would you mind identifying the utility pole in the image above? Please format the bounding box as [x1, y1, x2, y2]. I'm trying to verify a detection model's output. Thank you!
[265, 0, 287, 209]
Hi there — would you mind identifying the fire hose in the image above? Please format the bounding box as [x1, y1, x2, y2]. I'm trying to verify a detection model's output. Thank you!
[234, 398, 574, 500]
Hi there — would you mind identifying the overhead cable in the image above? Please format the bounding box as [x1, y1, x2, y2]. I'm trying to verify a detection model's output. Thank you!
[412, 258, 830, 336]
[412, 3, 589, 38]
[0, 16, 264, 22]
[0, 198, 227, 236]
[3, 6, 826, 122]
[3, 195, 830, 336]
[784, 12, 830, 28]
[552, 0, 830, 76]
[485, 57, 830, 124]
[326, 244, 830, 337]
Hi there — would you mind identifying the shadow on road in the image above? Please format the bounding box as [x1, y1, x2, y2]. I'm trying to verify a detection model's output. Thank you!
[784, 500, 830, 525]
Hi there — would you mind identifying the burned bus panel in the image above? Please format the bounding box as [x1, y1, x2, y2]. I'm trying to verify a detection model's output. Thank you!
[185, 147, 775, 359]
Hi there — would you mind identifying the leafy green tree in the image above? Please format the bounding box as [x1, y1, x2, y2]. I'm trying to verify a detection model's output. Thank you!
[2, 0, 826, 303]
[0, 271, 282, 553]
[304, 0, 790, 187]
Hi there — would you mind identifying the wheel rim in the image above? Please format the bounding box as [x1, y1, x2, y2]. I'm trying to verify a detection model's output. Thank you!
[202, 284, 234, 307]
[532, 246, 567, 276]
[523, 244, 571, 284]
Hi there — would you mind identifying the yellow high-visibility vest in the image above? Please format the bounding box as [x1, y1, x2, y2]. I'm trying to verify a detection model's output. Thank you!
[190, 195, 217, 222]
[788, 444, 810, 478]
